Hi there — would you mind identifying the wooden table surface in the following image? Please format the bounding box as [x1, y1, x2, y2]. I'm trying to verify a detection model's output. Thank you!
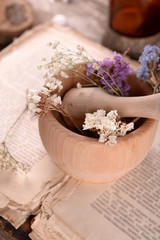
[29, 0, 109, 44]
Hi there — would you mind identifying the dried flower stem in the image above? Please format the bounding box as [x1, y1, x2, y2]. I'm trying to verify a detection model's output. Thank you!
[71, 65, 121, 96]
[100, 69, 124, 96]
[57, 105, 85, 135]
[0, 106, 31, 173]
[153, 82, 160, 94]
[4, 106, 27, 142]
[132, 117, 140, 123]
[0, 141, 31, 173]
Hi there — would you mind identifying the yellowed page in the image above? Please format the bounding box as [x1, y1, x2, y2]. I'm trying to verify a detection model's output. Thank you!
[31, 123, 160, 240]
[0, 21, 139, 228]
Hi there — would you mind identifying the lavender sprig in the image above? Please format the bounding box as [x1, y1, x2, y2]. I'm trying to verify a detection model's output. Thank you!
[136, 45, 160, 93]
[86, 52, 133, 96]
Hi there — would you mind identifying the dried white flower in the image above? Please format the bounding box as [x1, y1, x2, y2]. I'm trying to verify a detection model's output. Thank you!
[52, 40, 60, 49]
[60, 71, 68, 78]
[28, 103, 41, 115]
[107, 110, 118, 120]
[27, 89, 41, 104]
[47, 42, 53, 46]
[50, 94, 62, 107]
[0, 142, 31, 173]
[77, 45, 84, 52]
[83, 110, 134, 146]
[41, 57, 46, 61]
[45, 77, 63, 92]
[37, 65, 42, 70]
[107, 135, 117, 146]
[41, 87, 50, 96]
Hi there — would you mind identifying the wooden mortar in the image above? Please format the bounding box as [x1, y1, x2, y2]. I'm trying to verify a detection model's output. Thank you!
[39, 65, 158, 183]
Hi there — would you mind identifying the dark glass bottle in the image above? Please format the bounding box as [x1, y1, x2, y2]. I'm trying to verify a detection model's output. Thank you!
[110, 0, 160, 37]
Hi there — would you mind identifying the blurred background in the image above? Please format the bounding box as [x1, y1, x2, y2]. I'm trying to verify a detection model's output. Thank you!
[0, 0, 108, 49]
[1, 0, 160, 59]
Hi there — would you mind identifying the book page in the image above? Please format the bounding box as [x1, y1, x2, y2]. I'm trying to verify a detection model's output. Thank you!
[0, 21, 128, 200]
[31, 124, 160, 240]
[0, 21, 139, 228]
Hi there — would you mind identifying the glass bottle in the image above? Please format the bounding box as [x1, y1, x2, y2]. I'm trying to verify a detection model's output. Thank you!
[110, 0, 160, 37]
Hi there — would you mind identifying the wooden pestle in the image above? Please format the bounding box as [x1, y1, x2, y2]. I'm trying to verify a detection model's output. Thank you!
[63, 87, 160, 126]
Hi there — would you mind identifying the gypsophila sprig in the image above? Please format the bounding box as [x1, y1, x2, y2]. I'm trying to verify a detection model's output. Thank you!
[83, 110, 134, 146]
[27, 41, 135, 144]
[0, 142, 31, 173]
[137, 45, 160, 93]
[38, 41, 133, 95]
[0, 107, 31, 173]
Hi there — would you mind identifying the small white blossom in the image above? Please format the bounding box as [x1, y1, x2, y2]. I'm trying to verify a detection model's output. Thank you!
[77, 82, 82, 88]
[50, 94, 62, 107]
[126, 122, 134, 131]
[47, 42, 52, 46]
[54, 50, 63, 60]
[45, 77, 63, 92]
[37, 65, 42, 70]
[27, 89, 41, 104]
[28, 103, 42, 117]
[60, 71, 68, 78]
[41, 87, 50, 96]
[27, 89, 42, 117]
[43, 73, 49, 79]
[67, 64, 73, 70]
[46, 82, 56, 91]
[118, 122, 134, 136]
[41, 57, 46, 61]
[99, 133, 106, 143]
[107, 135, 117, 146]
[52, 40, 60, 49]
[95, 109, 106, 116]
[77, 45, 84, 52]
[92, 63, 100, 71]
[28, 103, 41, 114]
[107, 110, 118, 120]
[0, 142, 31, 173]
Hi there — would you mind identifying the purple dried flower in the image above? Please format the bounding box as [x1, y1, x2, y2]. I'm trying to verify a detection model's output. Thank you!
[86, 52, 133, 96]
[136, 45, 160, 82]
[136, 64, 150, 82]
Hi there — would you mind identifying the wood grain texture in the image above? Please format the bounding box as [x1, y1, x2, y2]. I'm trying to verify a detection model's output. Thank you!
[63, 72, 160, 126]
[28, 0, 109, 44]
[0, 0, 34, 45]
[29, 0, 160, 60]
[39, 68, 158, 183]
[39, 112, 157, 183]
[0, 217, 31, 240]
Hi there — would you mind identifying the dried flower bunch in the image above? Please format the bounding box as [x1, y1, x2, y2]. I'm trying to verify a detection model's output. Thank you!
[26, 43, 160, 146]
[27, 41, 133, 115]
[83, 110, 134, 146]
[0, 141, 31, 173]
[2, 44, 160, 173]
[27, 41, 135, 145]
[136, 45, 160, 93]
[0, 108, 31, 173]
[86, 52, 132, 96]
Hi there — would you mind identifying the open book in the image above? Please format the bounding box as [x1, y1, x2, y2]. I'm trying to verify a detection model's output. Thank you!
[0, 22, 160, 239]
